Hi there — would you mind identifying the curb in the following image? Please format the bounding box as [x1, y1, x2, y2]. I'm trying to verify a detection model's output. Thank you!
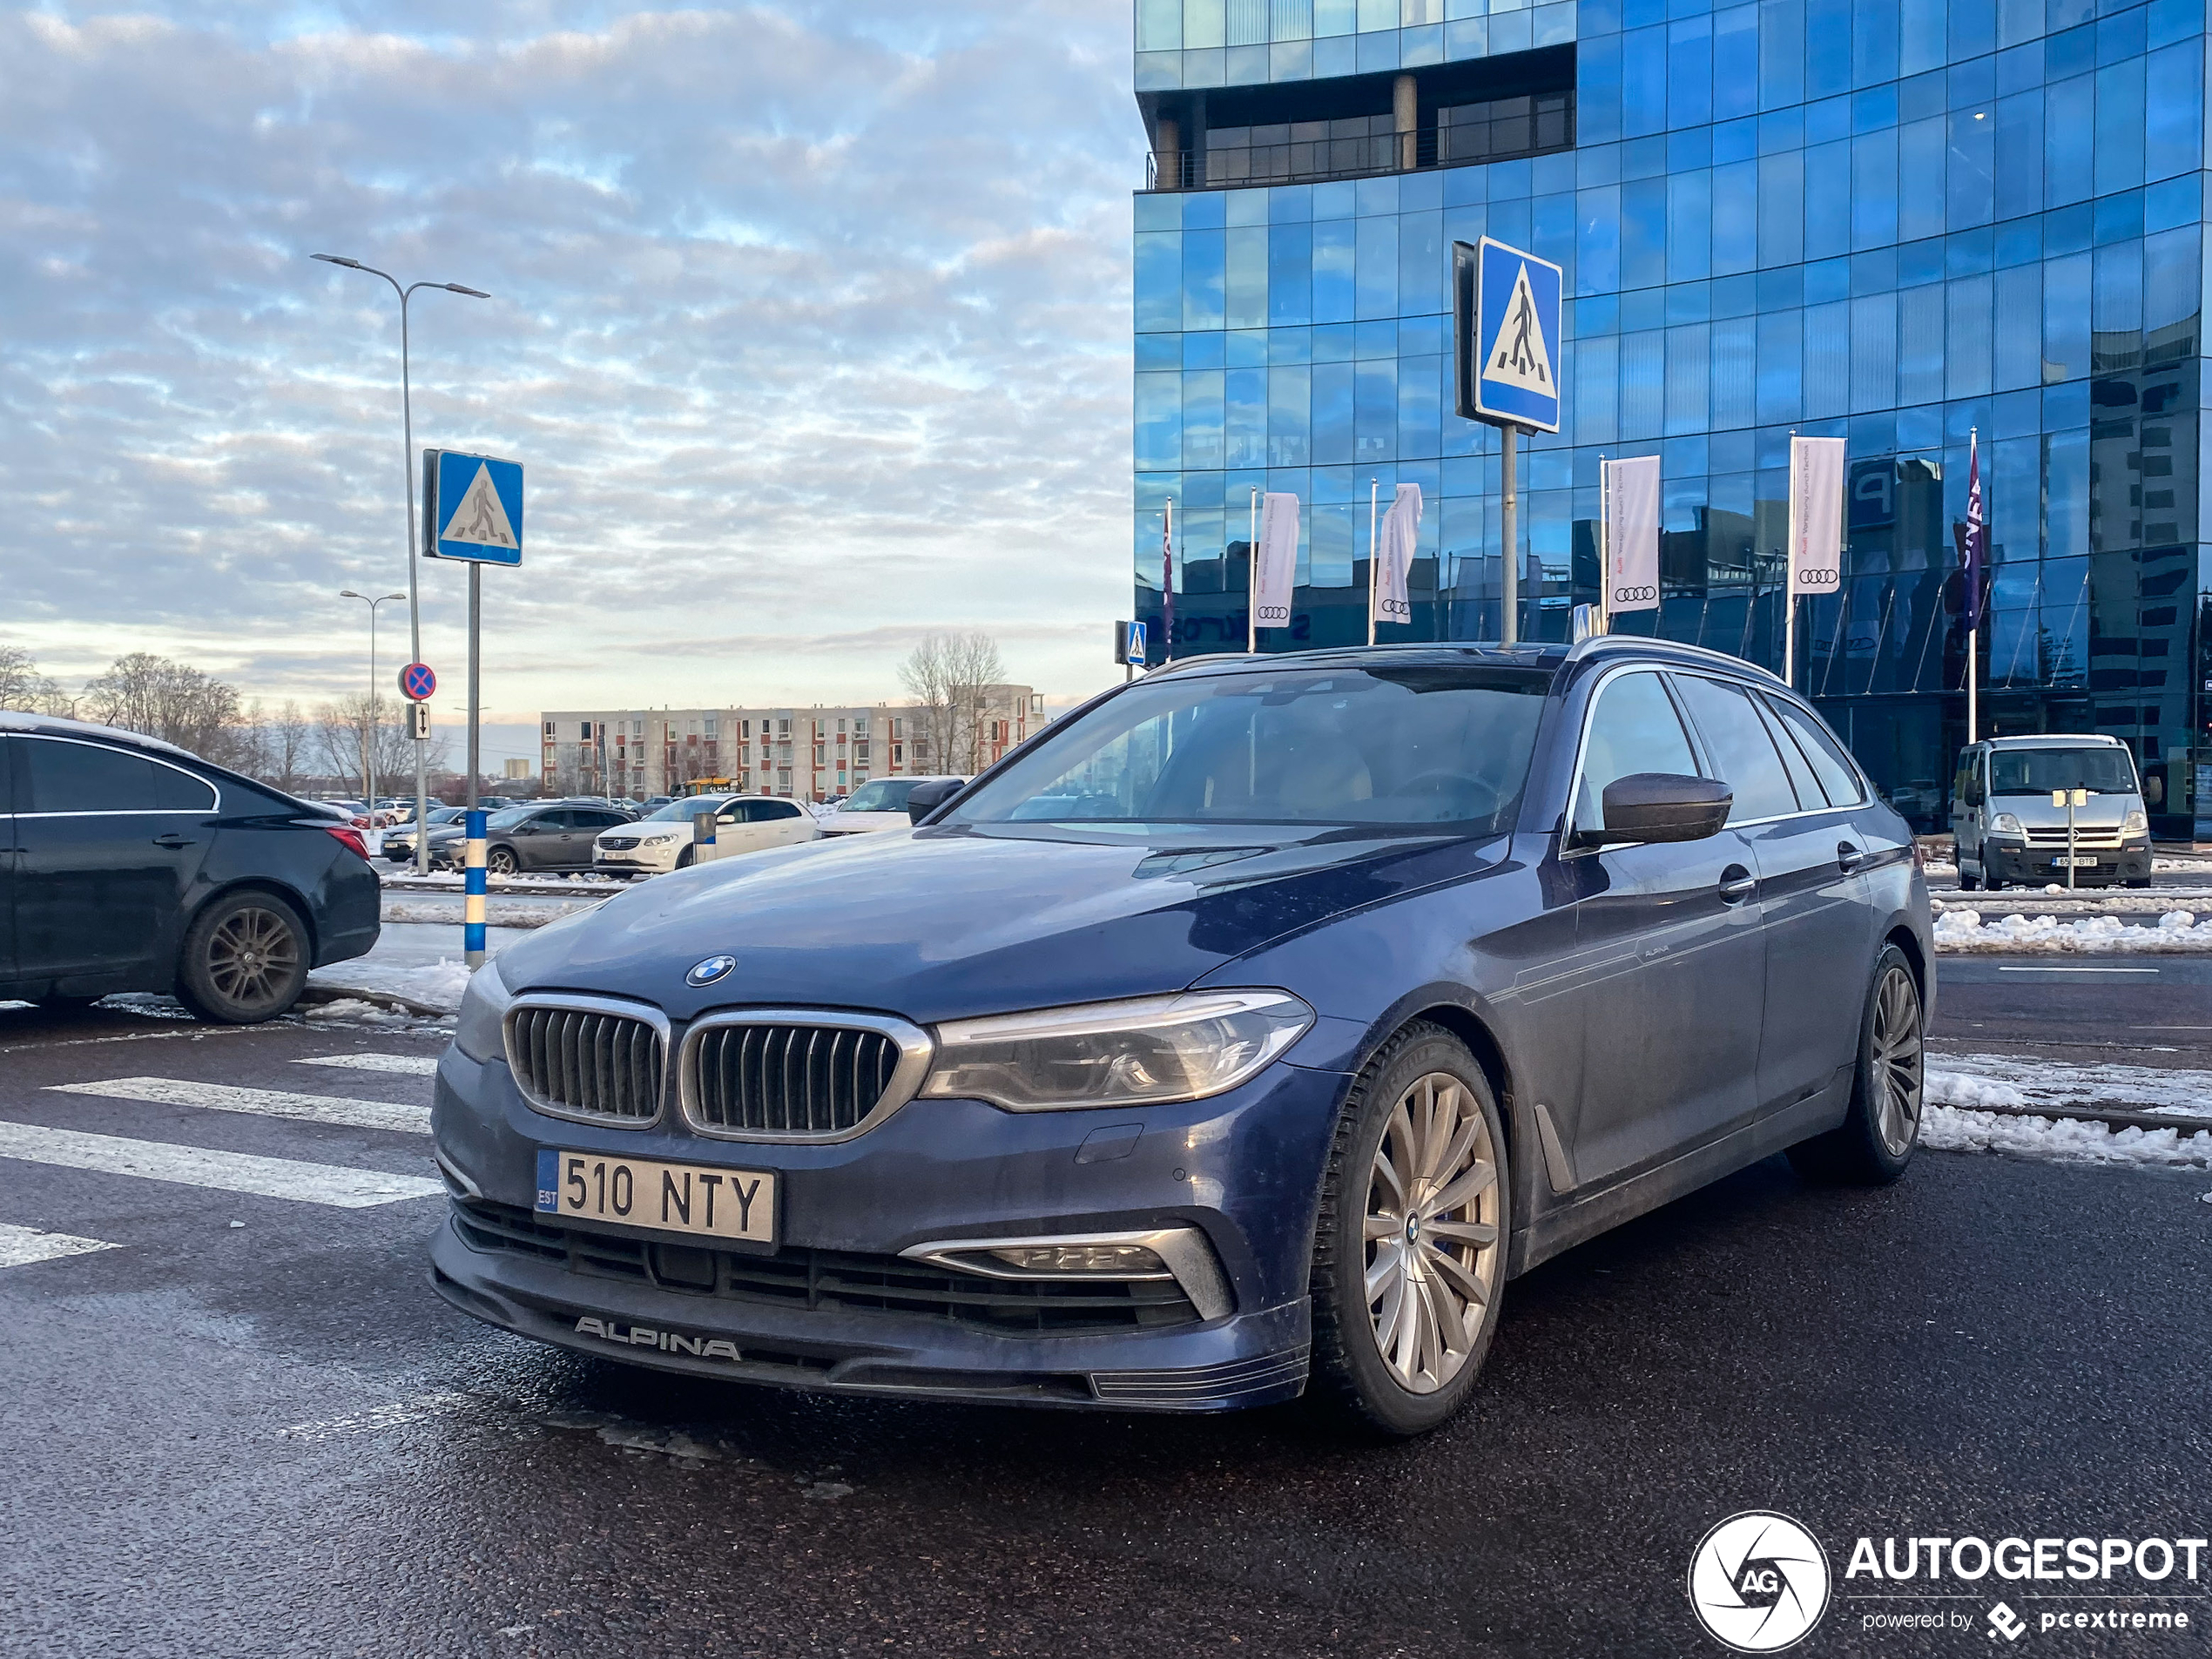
[1938, 1098, 2212, 1136]
[299, 982, 456, 1020]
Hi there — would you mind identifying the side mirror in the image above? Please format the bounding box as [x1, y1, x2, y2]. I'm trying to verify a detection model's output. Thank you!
[1574, 772, 1733, 846]
[906, 779, 962, 823]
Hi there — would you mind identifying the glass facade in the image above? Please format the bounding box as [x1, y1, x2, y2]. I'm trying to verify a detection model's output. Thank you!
[1131, 0, 2212, 834]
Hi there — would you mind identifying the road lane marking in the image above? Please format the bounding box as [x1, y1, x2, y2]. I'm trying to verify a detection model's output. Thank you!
[0, 1221, 120, 1269]
[1991, 960, 2159, 973]
[0, 1123, 441, 1207]
[46, 1078, 428, 1136]
[294, 1054, 441, 1077]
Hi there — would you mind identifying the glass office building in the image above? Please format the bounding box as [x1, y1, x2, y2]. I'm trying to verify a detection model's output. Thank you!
[1130, 0, 2209, 834]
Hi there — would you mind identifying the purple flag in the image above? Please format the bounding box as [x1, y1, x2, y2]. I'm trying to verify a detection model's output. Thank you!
[1960, 435, 1985, 631]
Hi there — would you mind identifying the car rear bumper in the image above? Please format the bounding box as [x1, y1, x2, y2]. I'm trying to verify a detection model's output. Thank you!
[428, 1044, 1349, 1413]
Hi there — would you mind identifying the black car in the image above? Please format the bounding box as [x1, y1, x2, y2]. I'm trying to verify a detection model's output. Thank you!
[0, 711, 380, 1022]
[384, 804, 468, 863]
[434, 637, 1931, 1433]
[427, 802, 637, 874]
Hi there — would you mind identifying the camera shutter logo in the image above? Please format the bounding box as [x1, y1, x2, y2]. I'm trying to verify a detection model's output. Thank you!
[1687, 1512, 1831, 1653]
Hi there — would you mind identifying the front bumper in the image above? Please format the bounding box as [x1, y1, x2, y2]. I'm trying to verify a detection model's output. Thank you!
[430, 1043, 1348, 1413]
[1981, 840, 2150, 886]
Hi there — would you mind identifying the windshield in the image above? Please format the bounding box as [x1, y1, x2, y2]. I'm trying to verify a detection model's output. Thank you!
[841, 779, 918, 813]
[1988, 746, 2138, 797]
[943, 664, 1550, 833]
[644, 797, 729, 821]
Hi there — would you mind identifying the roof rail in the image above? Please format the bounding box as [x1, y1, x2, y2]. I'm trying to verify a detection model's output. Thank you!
[1561, 633, 1786, 686]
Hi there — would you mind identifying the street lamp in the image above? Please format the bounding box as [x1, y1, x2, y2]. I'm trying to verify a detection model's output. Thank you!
[338, 590, 407, 821]
[312, 252, 490, 871]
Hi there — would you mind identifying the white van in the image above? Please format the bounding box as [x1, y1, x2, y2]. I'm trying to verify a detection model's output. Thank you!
[1949, 735, 2152, 891]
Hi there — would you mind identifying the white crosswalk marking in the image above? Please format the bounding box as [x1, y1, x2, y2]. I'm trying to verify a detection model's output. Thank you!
[294, 1054, 441, 1077]
[0, 1122, 441, 1207]
[0, 1221, 120, 1269]
[47, 1078, 428, 1136]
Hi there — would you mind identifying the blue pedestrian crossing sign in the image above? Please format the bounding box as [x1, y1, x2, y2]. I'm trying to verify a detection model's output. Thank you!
[422, 448, 523, 566]
[1457, 238, 1563, 434]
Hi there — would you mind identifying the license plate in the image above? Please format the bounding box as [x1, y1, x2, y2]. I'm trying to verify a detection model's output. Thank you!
[535, 1149, 774, 1244]
[2052, 855, 2100, 867]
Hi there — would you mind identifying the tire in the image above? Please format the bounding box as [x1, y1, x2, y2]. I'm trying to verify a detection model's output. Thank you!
[486, 846, 519, 876]
[675, 846, 697, 869]
[1787, 944, 1925, 1185]
[2125, 877, 2152, 890]
[1307, 1022, 1510, 1439]
[175, 891, 310, 1025]
[1958, 867, 1979, 892]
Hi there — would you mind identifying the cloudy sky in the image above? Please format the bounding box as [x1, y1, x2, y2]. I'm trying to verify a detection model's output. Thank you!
[1, 2, 1141, 736]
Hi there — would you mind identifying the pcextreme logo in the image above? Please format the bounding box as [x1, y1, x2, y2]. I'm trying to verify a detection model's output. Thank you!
[1689, 1512, 1832, 1653]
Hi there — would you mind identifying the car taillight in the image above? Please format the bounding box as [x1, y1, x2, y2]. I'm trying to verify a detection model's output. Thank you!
[324, 824, 371, 860]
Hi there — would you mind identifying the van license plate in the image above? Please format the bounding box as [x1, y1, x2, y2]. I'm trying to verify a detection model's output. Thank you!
[2052, 855, 2099, 867]
[535, 1149, 774, 1244]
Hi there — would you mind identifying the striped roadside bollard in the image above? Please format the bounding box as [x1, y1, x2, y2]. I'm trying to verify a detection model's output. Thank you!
[464, 809, 488, 968]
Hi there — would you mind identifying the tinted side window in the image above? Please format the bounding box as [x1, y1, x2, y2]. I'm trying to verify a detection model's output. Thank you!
[529, 810, 571, 831]
[1669, 676, 1800, 822]
[1753, 698, 1824, 807]
[1764, 696, 1867, 806]
[21, 738, 159, 813]
[1573, 671, 1699, 833]
[756, 800, 802, 820]
[152, 762, 219, 812]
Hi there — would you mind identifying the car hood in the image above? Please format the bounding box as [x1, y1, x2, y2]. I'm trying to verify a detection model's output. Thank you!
[493, 821, 1505, 1025]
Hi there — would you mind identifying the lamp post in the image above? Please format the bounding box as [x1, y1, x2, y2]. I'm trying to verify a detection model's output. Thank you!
[338, 590, 407, 818]
[311, 253, 489, 871]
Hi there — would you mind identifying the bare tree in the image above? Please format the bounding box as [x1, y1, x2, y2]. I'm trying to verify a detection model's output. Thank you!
[82, 652, 251, 765]
[898, 631, 1007, 774]
[315, 693, 448, 799]
[267, 700, 314, 794]
[0, 645, 62, 714]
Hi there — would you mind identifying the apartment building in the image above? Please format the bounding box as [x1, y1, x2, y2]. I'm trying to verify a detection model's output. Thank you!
[540, 685, 1038, 800]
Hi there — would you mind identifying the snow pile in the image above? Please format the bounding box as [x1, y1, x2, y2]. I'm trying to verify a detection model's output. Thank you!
[1922, 1104, 2212, 1169]
[381, 897, 603, 928]
[1923, 1055, 2212, 1170]
[1932, 908, 2212, 952]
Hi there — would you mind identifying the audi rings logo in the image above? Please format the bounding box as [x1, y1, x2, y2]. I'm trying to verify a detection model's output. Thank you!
[1612, 584, 1659, 604]
[1255, 604, 1291, 622]
[1688, 1512, 1831, 1653]
[1379, 597, 1412, 617]
[1795, 566, 1838, 585]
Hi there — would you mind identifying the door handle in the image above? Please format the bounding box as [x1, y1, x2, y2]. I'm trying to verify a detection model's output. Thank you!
[152, 833, 196, 849]
[1717, 866, 1757, 904]
[1837, 842, 1865, 873]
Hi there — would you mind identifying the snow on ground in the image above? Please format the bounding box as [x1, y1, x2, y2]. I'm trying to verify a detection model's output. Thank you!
[1924, 1053, 2212, 1170]
[1932, 908, 2212, 951]
[307, 958, 474, 1014]
[381, 897, 604, 927]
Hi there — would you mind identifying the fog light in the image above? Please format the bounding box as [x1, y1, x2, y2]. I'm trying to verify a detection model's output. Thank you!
[985, 1243, 1168, 1276]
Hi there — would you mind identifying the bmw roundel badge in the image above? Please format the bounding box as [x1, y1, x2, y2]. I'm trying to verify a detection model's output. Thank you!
[686, 954, 737, 987]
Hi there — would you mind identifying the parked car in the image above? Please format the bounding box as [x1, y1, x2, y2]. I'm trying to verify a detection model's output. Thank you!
[1949, 734, 2152, 890]
[815, 776, 967, 835]
[592, 793, 818, 875]
[383, 805, 467, 863]
[0, 711, 380, 1022]
[434, 638, 1930, 1433]
[424, 802, 638, 875]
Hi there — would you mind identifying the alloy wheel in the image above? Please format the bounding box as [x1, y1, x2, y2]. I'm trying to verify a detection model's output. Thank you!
[206, 906, 301, 1013]
[1362, 1071, 1501, 1395]
[1871, 964, 1925, 1156]
[488, 848, 518, 875]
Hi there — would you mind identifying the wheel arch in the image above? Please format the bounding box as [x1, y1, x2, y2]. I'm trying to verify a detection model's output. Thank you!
[179, 876, 321, 974]
[1371, 999, 1532, 1271]
[1883, 923, 1926, 997]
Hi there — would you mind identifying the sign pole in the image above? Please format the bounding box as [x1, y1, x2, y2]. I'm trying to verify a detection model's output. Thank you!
[1501, 425, 1519, 646]
[1597, 455, 1609, 637]
[1367, 478, 1379, 647]
[1248, 488, 1259, 655]
[464, 563, 484, 968]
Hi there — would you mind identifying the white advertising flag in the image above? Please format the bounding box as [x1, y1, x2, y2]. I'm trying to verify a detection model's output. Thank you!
[1372, 483, 1422, 627]
[1602, 455, 1661, 614]
[1254, 491, 1299, 629]
[1788, 435, 1846, 596]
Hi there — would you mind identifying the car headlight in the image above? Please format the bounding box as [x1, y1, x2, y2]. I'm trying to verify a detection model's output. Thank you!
[453, 957, 515, 1063]
[2123, 809, 2148, 836]
[919, 990, 1312, 1112]
[643, 832, 680, 845]
[1989, 813, 2023, 837]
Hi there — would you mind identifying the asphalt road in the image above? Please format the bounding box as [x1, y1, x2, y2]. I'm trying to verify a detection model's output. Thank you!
[0, 984, 2206, 1659]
